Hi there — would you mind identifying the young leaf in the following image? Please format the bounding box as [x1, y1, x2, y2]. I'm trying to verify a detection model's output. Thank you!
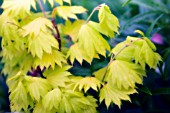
[24, 76, 52, 102]
[9, 82, 29, 112]
[74, 77, 102, 92]
[99, 83, 137, 108]
[105, 60, 145, 89]
[53, 6, 87, 20]
[98, 4, 119, 38]
[1, 0, 36, 18]
[44, 66, 71, 88]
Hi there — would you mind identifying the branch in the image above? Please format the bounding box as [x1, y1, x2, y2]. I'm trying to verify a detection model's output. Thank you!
[52, 18, 61, 51]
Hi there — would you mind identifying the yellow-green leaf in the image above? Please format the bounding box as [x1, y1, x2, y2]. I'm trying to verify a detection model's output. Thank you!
[33, 101, 56, 113]
[1, 0, 36, 18]
[9, 82, 29, 112]
[74, 77, 102, 92]
[42, 88, 62, 110]
[77, 22, 110, 63]
[100, 83, 137, 108]
[63, 20, 85, 42]
[53, 6, 87, 20]
[34, 49, 66, 69]
[106, 60, 145, 89]
[44, 66, 71, 88]
[25, 76, 52, 102]
[98, 4, 119, 38]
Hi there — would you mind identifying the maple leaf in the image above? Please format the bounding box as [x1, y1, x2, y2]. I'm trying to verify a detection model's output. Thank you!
[76, 22, 110, 63]
[105, 60, 146, 89]
[1, 0, 36, 18]
[33, 101, 57, 113]
[42, 88, 62, 110]
[34, 49, 66, 69]
[66, 43, 83, 64]
[57, 90, 97, 113]
[74, 77, 102, 92]
[53, 6, 87, 20]
[21, 17, 59, 58]
[9, 82, 29, 111]
[62, 20, 85, 42]
[44, 66, 71, 88]
[100, 83, 137, 108]
[98, 4, 120, 38]
[24, 76, 52, 102]
[111, 36, 162, 69]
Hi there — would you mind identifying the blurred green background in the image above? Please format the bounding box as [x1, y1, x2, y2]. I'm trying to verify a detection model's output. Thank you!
[0, 0, 170, 112]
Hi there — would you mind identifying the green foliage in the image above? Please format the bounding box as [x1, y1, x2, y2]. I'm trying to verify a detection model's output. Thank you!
[0, 0, 162, 112]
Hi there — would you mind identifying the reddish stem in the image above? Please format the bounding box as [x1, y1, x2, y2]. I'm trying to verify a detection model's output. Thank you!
[52, 18, 61, 51]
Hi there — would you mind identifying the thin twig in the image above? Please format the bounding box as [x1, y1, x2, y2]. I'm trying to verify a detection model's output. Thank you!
[101, 38, 142, 82]
[37, 0, 47, 18]
[52, 18, 61, 51]
[85, 4, 102, 23]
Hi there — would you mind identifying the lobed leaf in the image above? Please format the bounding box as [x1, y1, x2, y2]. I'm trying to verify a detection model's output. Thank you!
[53, 6, 87, 20]
[100, 83, 137, 108]
[24, 76, 52, 102]
[98, 4, 120, 38]
[1, 0, 36, 18]
[74, 77, 102, 92]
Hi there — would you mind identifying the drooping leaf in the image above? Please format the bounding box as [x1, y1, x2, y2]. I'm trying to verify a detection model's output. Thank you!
[9, 82, 29, 112]
[1, 0, 36, 18]
[21, 17, 58, 58]
[74, 77, 102, 92]
[42, 87, 62, 110]
[24, 76, 52, 102]
[99, 83, 137, 108]
[111, 36, 162, 69]
[44, 66, 71, 88]
[53, 6, 87, 20]
[105, 60, 145, 89]
[76, 22, 110, 63]
[98, 4, 119, 38]
[66, 43, 84, 64]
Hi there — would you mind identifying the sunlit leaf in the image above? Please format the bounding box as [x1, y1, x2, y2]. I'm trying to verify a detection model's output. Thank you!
[100, 83, 137, 108]
[1, 0, 36, 18]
